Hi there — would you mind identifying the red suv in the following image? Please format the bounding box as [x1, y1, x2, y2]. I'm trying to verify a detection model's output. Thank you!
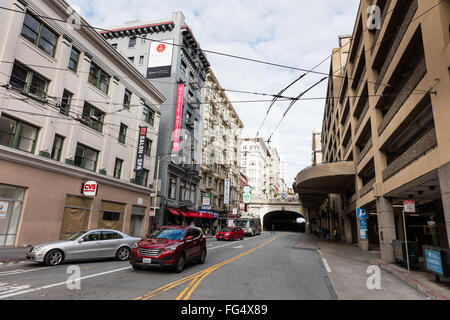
[216, 226, 244, 241]
[130, 226, 206, 273]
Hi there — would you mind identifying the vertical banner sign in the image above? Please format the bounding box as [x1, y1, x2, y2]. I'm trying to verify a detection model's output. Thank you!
[356, 208, 369, 240]
[172, 84, 185, 153]
[224, 178, 231, 205]
[403, 200, 416, 213]
[136, 126, 148, 171]
[146, 39, 174, 79]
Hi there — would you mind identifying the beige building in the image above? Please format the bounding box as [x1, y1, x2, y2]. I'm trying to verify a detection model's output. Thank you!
[200, 69, 244, 217]
[0, 0, 164, 246]
[312, 131, 323, 166]
[295, 0, 450, 262]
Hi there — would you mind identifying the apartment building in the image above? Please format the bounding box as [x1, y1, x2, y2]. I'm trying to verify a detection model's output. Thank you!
[101, 12, 210, 226]
[199, 69, 244, 218]
[0, 0, 164, 246]
[240, 138, 282, 200]
[295, 0, 450, 262]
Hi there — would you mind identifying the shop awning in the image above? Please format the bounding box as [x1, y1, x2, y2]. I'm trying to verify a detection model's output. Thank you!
[167, 208, 182, 216]
[179, 210, 215, 219]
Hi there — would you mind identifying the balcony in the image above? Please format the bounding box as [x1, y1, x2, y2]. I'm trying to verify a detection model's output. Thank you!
[359, 178, 375, 197]
[357, 139, 372, 165]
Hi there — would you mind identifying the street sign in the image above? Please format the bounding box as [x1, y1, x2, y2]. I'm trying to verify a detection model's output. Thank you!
[359, 219, 368, 240]
[243, 186, 251, 194]
[403, 200, 415, 213]
[356, 208, 369, 219]
[243, 194, 251, 204]
[202, 193, 211, 206]
[424, 249, 444, 276]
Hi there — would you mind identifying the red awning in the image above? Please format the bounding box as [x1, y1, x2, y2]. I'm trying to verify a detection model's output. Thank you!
[167, 208, 181, 216]
[179, 211, 214, 219]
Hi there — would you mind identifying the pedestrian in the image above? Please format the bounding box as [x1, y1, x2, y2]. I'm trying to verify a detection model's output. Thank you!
[271, 224, 275, 234]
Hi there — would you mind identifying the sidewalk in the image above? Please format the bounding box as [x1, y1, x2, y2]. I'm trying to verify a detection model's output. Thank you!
[297, 233, 450, 300]
[0, 246, 30, 264]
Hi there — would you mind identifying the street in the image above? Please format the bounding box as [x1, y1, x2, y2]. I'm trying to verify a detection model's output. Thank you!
[0, 232, 427, 300]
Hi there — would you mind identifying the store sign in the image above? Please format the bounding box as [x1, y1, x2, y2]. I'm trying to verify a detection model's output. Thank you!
[224, 178, 231, 205]
[172, 83, 185, 153]
[0, 201, 8, 219]
[202, 193, 211, 206]
[243, 185, 251, 204]
[403, 200, 416, 213]
[239, 203, 245, 211]
[135, 126, 148, 171]
[146, 39, 174, 79]
[82, 181, 98, 197]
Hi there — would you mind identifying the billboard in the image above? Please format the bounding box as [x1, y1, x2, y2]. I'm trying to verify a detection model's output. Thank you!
[146, 39, 174, 79]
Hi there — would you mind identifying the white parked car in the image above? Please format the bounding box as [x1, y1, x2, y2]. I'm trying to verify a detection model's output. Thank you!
[26, 229, 141, 266]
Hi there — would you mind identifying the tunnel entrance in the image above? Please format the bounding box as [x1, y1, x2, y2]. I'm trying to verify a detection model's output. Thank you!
[263, 210, 306, 233]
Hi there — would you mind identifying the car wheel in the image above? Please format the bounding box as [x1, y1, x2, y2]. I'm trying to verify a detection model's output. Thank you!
[173, 253, 186, 273]
[116, 247, 131, 261]
[44, 250, 63, 266]
[240, 235, 244, 240]
[198, 248, 206, 264]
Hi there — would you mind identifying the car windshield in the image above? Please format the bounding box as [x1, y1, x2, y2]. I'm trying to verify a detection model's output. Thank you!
[221, 227, 234, 232]
[150, 229, 186, 240]
[66, 232, 86, 240]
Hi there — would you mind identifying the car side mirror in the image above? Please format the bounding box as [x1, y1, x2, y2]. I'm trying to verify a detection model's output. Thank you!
[77, 238, 84, 243]
[186, 236, 194, 242]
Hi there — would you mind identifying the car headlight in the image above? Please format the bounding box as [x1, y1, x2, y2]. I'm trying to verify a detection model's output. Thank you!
[32, 246, 44, 253]
[132, 243, 139, 249]
[164, 244, 180, 252]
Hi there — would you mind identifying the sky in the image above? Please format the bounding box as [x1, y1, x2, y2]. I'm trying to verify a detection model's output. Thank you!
[68, 0, 360, 186]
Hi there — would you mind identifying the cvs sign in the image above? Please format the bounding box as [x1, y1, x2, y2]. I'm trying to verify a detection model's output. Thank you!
[82, 181, 98, 197]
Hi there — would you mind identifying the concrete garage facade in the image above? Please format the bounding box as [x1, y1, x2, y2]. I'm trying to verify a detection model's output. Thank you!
[295, 0, 450, 262]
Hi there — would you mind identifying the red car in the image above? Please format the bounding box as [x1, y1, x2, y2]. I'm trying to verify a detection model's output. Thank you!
[130, 226, 206, 273]
[216, 226, 244, 241]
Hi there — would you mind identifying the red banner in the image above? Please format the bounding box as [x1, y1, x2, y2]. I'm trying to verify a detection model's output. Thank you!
[172, 83, 185, 153]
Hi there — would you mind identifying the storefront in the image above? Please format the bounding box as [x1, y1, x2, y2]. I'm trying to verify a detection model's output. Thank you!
[0, 184, 26, 246]
[166, 207, 218, 235]
[0, 157, 153, 246]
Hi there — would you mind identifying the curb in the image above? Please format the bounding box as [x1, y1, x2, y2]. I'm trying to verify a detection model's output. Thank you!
[373, 259, 448, 300]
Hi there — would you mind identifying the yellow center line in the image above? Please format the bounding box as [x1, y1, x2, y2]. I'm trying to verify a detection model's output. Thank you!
[134, 235, 280, 301]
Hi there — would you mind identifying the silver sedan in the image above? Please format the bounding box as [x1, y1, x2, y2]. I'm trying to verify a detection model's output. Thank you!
[26, 229, 141, 266]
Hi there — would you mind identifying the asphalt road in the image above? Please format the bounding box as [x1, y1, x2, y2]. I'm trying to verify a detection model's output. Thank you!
[0, 232, 336, 300]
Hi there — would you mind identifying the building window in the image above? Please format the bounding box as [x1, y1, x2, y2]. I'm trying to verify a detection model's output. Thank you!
[21, 12, 58, 57]
[60, 90, 72, 116]
[181, 60, 187, 75]
[114, 158, 123, 179]
[0, 114, 39, 153]
[168, 175, 177, 200]
[68, 47, 80, 72]
[139, 56, 144, 65]
[74, 143, 98, 171]
[81, 102, 104, 133]
[9, 62, 49, 101]
[143, 105, 155, 126]
[98, 201, 125, 231]
[118, 123, 127, 144]
[51, 134, 64, 161]
[144, 138, 152, 157]
[135, 169, 149, 187]
[190, 184, 195, 203]
[123, 89, 132, 109]
[128, 57, 134, 63]
[111, 43, 117, 49]
[88, 62, 110, 95]
[180, 180, 187, 201]
[128, 37, 136, 48]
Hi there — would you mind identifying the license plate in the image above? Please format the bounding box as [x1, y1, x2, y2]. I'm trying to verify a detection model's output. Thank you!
[143, 258, 152, 264]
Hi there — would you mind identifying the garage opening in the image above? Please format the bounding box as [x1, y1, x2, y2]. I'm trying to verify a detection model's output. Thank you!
[263, 210, 306, 232]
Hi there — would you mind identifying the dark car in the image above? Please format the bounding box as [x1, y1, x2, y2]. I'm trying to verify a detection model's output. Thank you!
[130, 226, 207, 273]
[216, 226, 244, 241]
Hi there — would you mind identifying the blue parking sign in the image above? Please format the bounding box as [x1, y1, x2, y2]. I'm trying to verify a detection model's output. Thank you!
[357, 208, 369, 219]
[424, 249, 443, 275]
[359, 219, 368, 240]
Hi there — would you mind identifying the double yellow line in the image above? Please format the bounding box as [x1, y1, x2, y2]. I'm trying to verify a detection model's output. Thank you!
[134, 235, 278, 300]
